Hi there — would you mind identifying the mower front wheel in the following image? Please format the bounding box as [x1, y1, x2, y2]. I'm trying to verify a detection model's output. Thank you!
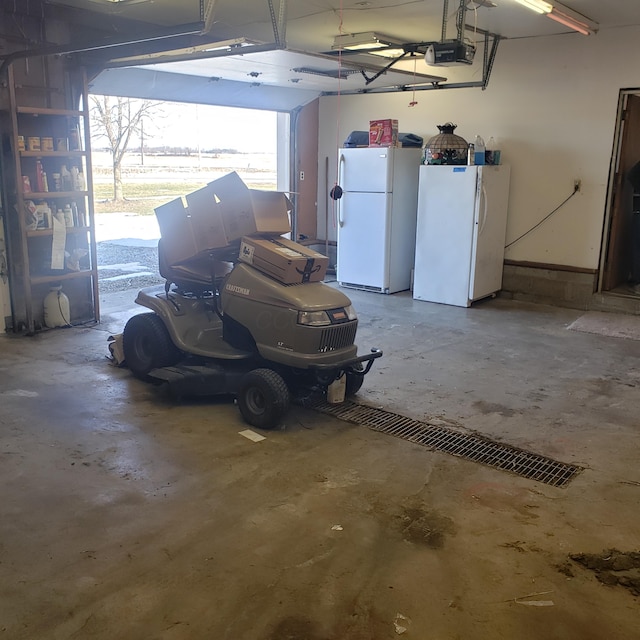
[345, 363, 365, 397]
[123, 312, 182, 379]
[238, 368, 290, 430]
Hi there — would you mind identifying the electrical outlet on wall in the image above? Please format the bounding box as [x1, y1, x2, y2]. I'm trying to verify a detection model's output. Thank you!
[299, 171, 305, 181]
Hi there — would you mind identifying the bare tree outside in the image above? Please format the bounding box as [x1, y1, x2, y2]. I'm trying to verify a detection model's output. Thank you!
[90, 96, 160, 201]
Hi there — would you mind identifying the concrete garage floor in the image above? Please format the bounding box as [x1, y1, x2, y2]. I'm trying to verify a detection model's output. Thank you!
[1, 287, 639, 639]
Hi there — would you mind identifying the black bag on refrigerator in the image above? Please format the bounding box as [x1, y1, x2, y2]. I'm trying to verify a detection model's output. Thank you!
[398, 133, 423, 148]
[343, 130, 424, 148]
[343, 131, 369, 147]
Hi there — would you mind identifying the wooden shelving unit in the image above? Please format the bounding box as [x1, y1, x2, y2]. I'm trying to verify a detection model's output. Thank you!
[3, 63, 99, 333]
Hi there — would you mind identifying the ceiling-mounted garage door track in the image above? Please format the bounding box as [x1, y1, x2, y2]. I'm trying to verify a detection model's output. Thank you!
[310, 399, 582, 488]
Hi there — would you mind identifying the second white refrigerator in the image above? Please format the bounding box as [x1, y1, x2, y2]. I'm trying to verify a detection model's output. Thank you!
[413, 165, 511, 307]
[336, 147, 421, 293]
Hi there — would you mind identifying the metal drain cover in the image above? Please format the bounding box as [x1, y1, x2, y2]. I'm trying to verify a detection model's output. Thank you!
[310, 399, 582, 487]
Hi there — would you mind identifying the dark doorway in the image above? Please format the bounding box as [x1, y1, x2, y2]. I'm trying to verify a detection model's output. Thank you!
[601, 92, 640, 295]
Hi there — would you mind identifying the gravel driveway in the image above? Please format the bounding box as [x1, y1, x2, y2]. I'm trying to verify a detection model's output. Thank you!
[97, 241, 164, 294]
[95, 212, 165, 295]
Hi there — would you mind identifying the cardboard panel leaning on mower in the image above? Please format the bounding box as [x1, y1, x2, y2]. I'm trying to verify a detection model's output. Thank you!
[154, 194, 229, 269]
[207, 172, 291, 241]
[154, 171, 292, 269]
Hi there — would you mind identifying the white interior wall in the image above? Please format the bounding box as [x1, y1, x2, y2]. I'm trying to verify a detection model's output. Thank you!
[317, 25, 640, 271]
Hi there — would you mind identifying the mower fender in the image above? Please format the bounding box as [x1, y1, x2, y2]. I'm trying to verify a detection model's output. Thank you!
[134, 286, 251, 360]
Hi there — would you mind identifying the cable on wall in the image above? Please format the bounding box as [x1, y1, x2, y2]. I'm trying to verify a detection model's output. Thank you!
[504, 185, 579, 249]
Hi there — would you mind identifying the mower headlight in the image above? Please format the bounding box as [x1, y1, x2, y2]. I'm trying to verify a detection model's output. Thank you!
[298, 310, 332, 326]
[344, 305, 357, 321]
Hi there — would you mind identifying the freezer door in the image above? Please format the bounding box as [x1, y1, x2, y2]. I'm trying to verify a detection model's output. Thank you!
[339, 147, 393, 193]
[413, 166, 478, 306]
[468, 166, 511, 302]
[337, 191, 390, 291]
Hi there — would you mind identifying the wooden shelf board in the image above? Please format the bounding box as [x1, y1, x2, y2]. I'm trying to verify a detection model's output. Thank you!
[17, 106, 84, 117]
[24, 191, 88, 199]
[27, 226, 90, 237]
[30, 270, 97, 285]
[21, 151, 85, 157]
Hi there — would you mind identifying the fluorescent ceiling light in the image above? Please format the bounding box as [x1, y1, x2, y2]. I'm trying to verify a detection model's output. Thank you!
[369, 47, 407, 58]
[513, 0, 552, 14]
[110, 38, 261, 64]
[332, 32, 402, 52]
[547, 4, 598, 35]
[514, 0, 598, 35]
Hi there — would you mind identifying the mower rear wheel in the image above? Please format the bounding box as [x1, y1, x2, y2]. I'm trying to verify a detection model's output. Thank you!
[123, 312, 182, 379]
[238, 368, 290, 430]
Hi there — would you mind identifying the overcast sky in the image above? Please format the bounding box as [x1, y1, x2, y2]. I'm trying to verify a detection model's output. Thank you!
[91, 97, 278, 154]
[157, 101, 278, 152]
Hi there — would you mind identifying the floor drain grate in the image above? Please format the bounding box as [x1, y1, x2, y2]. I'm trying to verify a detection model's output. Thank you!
[310, 399, 582, 487]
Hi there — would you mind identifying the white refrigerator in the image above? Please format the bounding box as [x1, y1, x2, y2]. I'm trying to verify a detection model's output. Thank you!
[337, 146, 421, 293]
[413, 164, 511, 307]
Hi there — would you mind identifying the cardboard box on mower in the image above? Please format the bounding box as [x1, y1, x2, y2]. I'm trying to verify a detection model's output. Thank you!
[238, 235, 329, 284]
[154, 171, 291, 266]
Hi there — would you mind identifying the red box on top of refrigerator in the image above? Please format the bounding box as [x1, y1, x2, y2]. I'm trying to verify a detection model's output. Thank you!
[369, 119, 398, 147]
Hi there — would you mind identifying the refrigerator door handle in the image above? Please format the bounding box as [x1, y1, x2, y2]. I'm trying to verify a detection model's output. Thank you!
[338, 153, 345, 227]
[479, 184, 488, 235]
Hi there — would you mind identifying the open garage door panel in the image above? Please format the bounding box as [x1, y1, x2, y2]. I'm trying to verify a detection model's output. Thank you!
[89, 47, 446, 111]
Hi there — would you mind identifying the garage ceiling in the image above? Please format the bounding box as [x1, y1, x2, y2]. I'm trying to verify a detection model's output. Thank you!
[43, 0, 640, 110]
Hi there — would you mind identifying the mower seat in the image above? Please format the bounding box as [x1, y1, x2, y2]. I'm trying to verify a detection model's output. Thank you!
[158, 239, 234, 295]
[158, 238, 215, 293]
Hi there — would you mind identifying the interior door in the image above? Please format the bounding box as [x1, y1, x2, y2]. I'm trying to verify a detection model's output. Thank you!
[602, 94, 640, 290]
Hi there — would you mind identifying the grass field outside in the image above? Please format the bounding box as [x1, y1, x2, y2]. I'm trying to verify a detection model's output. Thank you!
[92, 151, 277, 216]
[93, 182, 208, 215]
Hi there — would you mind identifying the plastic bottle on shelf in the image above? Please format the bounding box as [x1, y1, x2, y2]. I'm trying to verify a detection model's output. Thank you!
[53, 206, 65, 226]
[35, 159, 45, 192]
[68, 120, 81, 151]
[70, 165, 80, 191]
[60, 164, 72, 191]
[474, 135, 486, 166]
[63, 203, 74, 227]
[486, 137, 495, 165]
[70, 201, 79, 227]
[487, 136, 501, 165]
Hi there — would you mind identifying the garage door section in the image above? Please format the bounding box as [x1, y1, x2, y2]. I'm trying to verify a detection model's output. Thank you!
[89, 47, 446, 111]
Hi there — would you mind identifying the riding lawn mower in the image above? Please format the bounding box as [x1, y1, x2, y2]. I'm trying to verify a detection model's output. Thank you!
[122, 172, 381, 429]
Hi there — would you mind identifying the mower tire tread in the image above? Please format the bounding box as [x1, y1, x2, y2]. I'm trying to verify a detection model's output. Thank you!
[123, 312, 182, 380]
[345, 363, 365, 397]
[238, 368, 290, 430]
